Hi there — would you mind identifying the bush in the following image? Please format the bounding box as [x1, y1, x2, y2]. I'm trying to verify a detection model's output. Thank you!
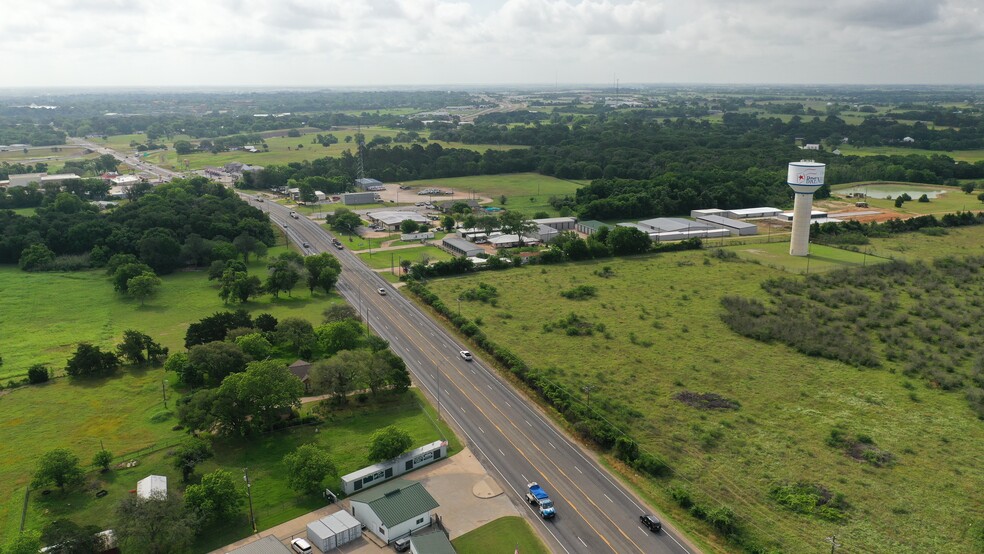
[27, 364, 50, 384]
[560, 285, 598, 300]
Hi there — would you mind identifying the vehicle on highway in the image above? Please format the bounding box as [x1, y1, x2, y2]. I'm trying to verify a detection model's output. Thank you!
[641, 514, 662, 532]
[378, 288, 387, 295]
[302, 242, 310, 248]
[290, 538, 313, 553]
[283, 222, 288, 228]
[289, 211, 299, 219]
[459, 350, 473, 361]
[256, 197, 264, 202]
[526, 482, 557, 519]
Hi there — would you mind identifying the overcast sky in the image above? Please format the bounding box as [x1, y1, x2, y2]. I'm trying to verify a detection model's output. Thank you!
[3, 0, 982, 88]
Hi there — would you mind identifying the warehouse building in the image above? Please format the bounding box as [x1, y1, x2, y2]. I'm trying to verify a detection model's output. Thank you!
[724, 207, 782, 219]
[576, 220, 608, 235]
[637, 217, 717, 233]
[695, 214, 759, 236]
[350, 479, 440, 545]
[442, 236, 484, 257]
[341, 192, 378, 205]
[366, 210, 430, 231]
[356, 177, 385, 191]
[532, 216, 577, 231]
[690, 208, 727, 218]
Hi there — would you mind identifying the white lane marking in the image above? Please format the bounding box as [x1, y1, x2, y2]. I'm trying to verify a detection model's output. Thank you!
[604, 493, 613, 503]
[525, 419, 532, 427]
[549, 442, 556, 449]
[444, 388, 450, 396]
[479, 427, 484, 434]
[578, 537, 587, 548]
[498, 448, 505, 456]
[521, 474, 527, 483]
[505, 401, 511, 407]
[639, 527, 648, 537]
[488, 384, 493, 390]
[575, 466, 583, 474]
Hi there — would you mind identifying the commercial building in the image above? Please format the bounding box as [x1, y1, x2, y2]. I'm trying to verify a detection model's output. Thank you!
[695, 214, 759, 236]
[341, 192, 378, 205]
[356, 178, 385, 191]
[637, 217, 716, 233]
[436, 199, 481, 213]
[532, 216, 577, 231]
[7, 172, 80, 188]
[489, 234, 541, 248]
[341, 441, 447, 494]
[366, 210, 430, 231]
[349, 479, 439, 545]
[536, 223, 559, 243]
[442, 236, 484, 257]
[110, 174, 141, 187]
[690, 208, 727, 218]
[723, 207, 782, 219]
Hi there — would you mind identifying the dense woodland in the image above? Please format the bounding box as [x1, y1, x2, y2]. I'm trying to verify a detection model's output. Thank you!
[0, 176, 273, 270]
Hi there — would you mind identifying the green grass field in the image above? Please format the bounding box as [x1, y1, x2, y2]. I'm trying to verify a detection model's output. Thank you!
[0, 244, 340, 382]
[90, 128, 525, 171]
[358, 246, 452, 269]
[841, 145, 984, 162]
[400, 173, 583, 217]
[725, 241, 887, 273]
[830, 182, 982, 216]
[8, 207, 37, 216]
[422, 245, 984, 553]
[866, 222, 984, 261]
[453, 516, 549, 554]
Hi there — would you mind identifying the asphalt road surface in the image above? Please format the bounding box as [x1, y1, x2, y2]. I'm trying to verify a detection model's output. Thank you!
[250, 196, 696, 554]
[68, 137, 183, 182]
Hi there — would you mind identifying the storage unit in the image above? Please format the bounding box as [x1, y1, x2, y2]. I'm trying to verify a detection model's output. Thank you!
[532, 217, 577, 231]
[328, 510, 363, 545]
[576, 220, 608, 235]
[696, 214, 759, 236]
[307, 519, 337, 552]
[723, 207, 782, 219]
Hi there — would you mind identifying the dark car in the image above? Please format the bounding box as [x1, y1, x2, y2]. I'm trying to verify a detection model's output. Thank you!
[302, 242, 310, 248]
[641, 514, 662, 532]
[393, 536, 410, 552]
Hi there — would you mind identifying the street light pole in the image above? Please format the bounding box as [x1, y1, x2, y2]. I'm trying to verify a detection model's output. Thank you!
[243, 467, 257, 533]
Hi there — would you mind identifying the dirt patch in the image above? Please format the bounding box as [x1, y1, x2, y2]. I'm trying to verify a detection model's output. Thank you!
[673, 391, 740, 410]
[845, 442, 895, 466]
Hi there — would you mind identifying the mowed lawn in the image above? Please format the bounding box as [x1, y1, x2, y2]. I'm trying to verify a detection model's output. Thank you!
[842, 145, 984, 162]
[400, 173, 583, 217]
[866, 222, 984, 261]
[358, 245, 452, 269]
[453, 516, 548, 554]
[830, 182, 983, 216]
[726, 241, 887, 273]
[424, 247, 984, 553]
[0, 245, 341, 381]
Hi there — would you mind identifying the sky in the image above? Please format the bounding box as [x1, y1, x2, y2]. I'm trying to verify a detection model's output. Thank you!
[3, 0, 983, 88]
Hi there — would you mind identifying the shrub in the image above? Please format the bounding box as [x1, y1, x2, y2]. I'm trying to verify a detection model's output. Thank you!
[560, 285, 598, 300]
[27, 364, 50, 384]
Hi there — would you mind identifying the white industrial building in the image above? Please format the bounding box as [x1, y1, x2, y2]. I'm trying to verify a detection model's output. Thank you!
[637, 217, 716, 233]
[356, 178, 385, 191]
[532, 216, 577, 231]
[349, 479, 439, 545]
[489, 233, 541, 248]
[306, 510, 362, 552]
[110, 174, 141, 187]
[778, 210, 827, 221]
[690, 208, 727, 218]
[136, 475, 167, 499]
[442, 236, 484, 257]
[366, 210, 430, 231]
[536, 223, 560, 243]
[6, 172, 81, 188]
[695, 214, 759, 236]
[724, 207, 782, 219]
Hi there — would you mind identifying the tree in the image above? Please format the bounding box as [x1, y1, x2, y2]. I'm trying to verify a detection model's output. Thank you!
[65, 343, 120, 378]
[41, 520, 105, 554]
[961, 181, 976, 194]
[298, 182, 317, 203]
[283, 444, 338, 495]
[4, 530, 42, 554]
[18, 243, 55, 271]
[32, 449, 85, 492]
[275, 317, 316, 357]
[367, 426, 413, 462]
[172, 437, 213, 482]
[310, 353, 363, 405]
[400, 259, 412, 274]
[254, 313, 279, 332]
[316, 319, 364, 356]
[977, 192, 984, 204]
[304, 253, 342, 294]
[173, 140, 194, 155]
[27, 364, 50, 384]
[233, 232, 267, 264]
[127, 272, 162, 305]
[115, 492, 195, 554]
[400, 219, 419, 234]
[113, 262, 154, 294]
[499, 211, 537, 246]
[329, 208, 362, 235]
[219, 269, 262, 304]
[138, 228, 183, 274]
[214, 360, 304, 435]
[323, 304, 358, 323]
[235, 332, 272, 359]
[92, 449, 113, 471]
[181, 233, 211, 267]
[606, 226, 651, 255]
[442, 215, 456, 232]
[184, 310, 253, 348]
[176, 388, 218, 433]
[265, 258, 302, 298]
[187, 341, 248, 387]
[375, 349, 411, 394]
[116, 329, 168, 365]
[184, 469, 244, 527]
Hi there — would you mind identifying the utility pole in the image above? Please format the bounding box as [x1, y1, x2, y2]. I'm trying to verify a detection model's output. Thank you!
[162, 380, 167, 409]
[244, 467, 257, 533]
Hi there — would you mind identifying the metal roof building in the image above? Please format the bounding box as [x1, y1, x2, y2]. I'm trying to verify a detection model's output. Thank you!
[442, 236, 484, 257]
[366, 210, 430, 230]
[227, 536, 292, 554]
[576, 220, 608, 235]
[532, 216, 577, 231]
[356, 178, 385, 190]
[410, 531, 456, 554]
[350, 479, 440, 545]
[637, 218, 716, 233]
[724, 207, 782, 219]
[696, 214, 759, 236]
[136, 475, 167, 499]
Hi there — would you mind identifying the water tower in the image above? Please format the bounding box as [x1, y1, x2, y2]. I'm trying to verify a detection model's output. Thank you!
[787, 160, 826, 256]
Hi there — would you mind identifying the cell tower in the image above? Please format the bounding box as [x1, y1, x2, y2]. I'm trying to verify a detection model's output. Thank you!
[787, 160, 826, 256]
[355, 119, 366, 180]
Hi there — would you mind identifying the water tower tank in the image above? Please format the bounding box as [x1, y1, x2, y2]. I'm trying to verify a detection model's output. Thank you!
[787, 161, 826, 257]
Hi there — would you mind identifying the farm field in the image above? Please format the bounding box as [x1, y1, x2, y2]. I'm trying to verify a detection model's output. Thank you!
[0, 244, 340, 382]
[401, 173, 583, 216]
[830, 182, 982, 215]
[866, 222, 984, 261]
[88, 128, 525, 171]
[452, 516, 548, 554]
[841, 145, 984, 162]
[422, 245, 984, 553]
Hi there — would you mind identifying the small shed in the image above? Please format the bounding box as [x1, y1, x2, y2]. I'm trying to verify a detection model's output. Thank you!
[136, 475, 167, 499]
[410, 531, 456, 554]
[350, 479, 439, 545]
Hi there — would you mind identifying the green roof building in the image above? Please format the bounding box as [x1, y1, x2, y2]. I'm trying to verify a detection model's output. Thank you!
[349, 479, 440, 545]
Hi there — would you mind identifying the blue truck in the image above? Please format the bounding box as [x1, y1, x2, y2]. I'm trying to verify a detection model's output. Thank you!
[526, 482, 557, 519]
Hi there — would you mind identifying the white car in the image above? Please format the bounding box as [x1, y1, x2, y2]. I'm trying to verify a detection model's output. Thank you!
[290, 538, 312, 553]
[378, 288, 387, 295]
[459, 350, 473, 361]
